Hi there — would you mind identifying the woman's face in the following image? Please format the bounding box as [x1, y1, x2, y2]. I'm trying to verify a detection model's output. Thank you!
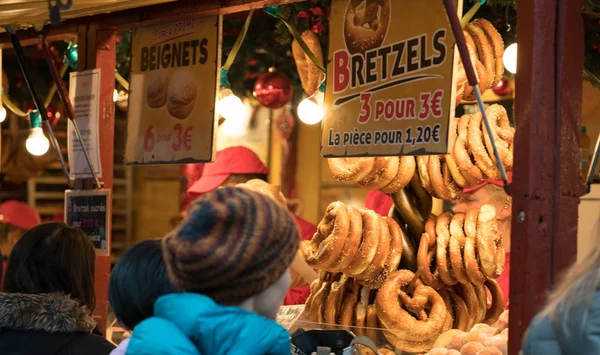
[452, 186, 497, 214]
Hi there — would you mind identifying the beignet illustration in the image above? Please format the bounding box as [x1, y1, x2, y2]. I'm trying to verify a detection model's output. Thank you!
[166, 71, 198, 120]
[146, 69, 169, 108]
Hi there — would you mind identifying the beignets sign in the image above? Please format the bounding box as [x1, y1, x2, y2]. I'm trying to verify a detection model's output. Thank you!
[321, 0, 463, 157]
[126, 18, 220, 165]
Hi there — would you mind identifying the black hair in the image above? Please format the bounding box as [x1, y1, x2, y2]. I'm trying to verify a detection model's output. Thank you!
[223, 174, 268, 184]
[4, 222, 96, 311]
[108, 239, 179, 330]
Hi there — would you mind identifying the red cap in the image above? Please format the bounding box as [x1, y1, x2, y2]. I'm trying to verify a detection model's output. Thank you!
[365, 190, 394, 216]
[463, 172, 513, 193]
[187, 146, 269, 197]
[0, 200, 41, 230]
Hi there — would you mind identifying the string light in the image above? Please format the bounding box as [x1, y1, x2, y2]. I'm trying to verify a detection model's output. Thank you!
[298, 88, 325, 125]
[113, 89, 119, 102]
[503, 43, 517, 74]
[216, 86, 246, 121]
[0, 106, 6, 123]
[25, 110, 49, 156]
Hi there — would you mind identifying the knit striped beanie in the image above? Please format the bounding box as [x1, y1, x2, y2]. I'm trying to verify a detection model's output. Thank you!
[163, 186, 300, 304]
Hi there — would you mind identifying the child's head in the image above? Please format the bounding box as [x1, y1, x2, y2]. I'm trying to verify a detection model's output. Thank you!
[109, 239, 178, 330]
[163, 187, 299, 319]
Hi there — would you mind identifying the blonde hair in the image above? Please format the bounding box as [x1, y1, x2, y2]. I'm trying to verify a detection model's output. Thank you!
[539, 218, 600, 331]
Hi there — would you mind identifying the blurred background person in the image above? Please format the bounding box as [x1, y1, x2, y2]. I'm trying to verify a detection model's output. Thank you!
[0, 222, 115, 355]
[108, 239, 179, 355]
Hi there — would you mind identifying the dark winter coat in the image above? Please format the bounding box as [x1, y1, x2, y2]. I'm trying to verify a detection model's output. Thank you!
[0, 292, 115, 355]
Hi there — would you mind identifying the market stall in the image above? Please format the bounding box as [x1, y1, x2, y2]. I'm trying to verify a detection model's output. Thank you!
[0, 0, 587, 354]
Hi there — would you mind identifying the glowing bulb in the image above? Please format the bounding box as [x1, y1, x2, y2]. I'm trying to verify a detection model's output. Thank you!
[26, 127, 50, 156]
[503, 43, 517, 74]
[113, 89, 119, 102]
[0, 106, 6, 123]
[216, 88, 245, 120]
[298, 91, 325, 125]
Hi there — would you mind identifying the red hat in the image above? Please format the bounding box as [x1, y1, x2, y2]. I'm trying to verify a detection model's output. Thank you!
[463, 172, 513, 193]
[0, 200, 41, 230]
[187, 146, 269, 197]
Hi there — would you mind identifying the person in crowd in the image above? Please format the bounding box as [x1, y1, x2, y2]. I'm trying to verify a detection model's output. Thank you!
[0, 200, 41, 280]
[0, 222, 115, 355]
[187, 145, 317, 305]
[522, 224, 600, 354]
[126, 187, 298, 354]
[108, 239, 179, 355]
[365, 173, 513, 308]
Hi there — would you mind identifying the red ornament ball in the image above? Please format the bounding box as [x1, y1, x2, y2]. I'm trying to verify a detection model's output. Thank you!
[492, 78, 511, 97]
[253, 71, 293, 109]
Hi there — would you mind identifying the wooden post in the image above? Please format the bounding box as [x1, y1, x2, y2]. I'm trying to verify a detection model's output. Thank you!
[75, 23, 116, 334]
[509, 0, 584, 353]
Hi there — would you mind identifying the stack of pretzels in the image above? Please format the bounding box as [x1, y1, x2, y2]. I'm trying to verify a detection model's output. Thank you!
[455, 19, 505, 105]
[418, 104, 514, 200]
[305, 201, 405, 288]
[305, 272, 381, 340]
[328, 156, 416, 194]
[418, 205, 505, 289]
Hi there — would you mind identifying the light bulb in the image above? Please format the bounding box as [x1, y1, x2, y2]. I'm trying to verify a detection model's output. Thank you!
[503, 43, 517, 74]
[298, 91, 325, 125]
[26, 127, 50, 156]
[113, 89, 119, 102]
[0, 106, 6, 123]
[216, 88, 245, 120]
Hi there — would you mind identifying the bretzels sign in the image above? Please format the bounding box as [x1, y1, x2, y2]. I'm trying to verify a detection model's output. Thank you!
[321, 0, 462, 157]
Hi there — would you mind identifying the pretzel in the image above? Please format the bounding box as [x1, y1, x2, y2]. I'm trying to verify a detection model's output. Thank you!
[382, 216, 403, 277]
[436, 213, 457, 286]
[358, 156, 399, 190]
[466, 23, 495, 91]
[442, 161, 463, 200]
[304, 277, 321, 320]
[446, 117, 468, 188]
[309, 273, 336, 322]
[339, 280, 361, 329]
[410, 173, 434, 220]
[344, 0, 391, 54]
[366, 304, 380, 343]
[355, 286, 371, 336]
[464, 208, 486, 285]
[380, 156, 416, 193]
[463, 58, 491, 102]
[454, 114, 486, 186]
[449, 213, 470, 284]
[461, 31, 478, 100]
[306, 202, 350, 269]
[472, 282, 488, 326]
[344, 210, 381, 276]
[391, 188, 425, 238]
[324, 275, 350, 326]
[292, 30, 325, 95]
[477, 205, 505, 278]
[483, 279, 505, 325]
[449, 290, 470, 331]
[328, 207, 363, 272]
[417, 156, 435, 195]
[376, 270, 449, 351]
[383, 329, 438, 354]
[328, 157, 375, 184]
[469, 112, 501, 180]
[483, 105, 513, 171]
[428, 155, 450, 200]
[356, 215, 390, 282]
[456, 282, 481, 330]
[418, 233, 444, 290]
[472, 19, 505, 86]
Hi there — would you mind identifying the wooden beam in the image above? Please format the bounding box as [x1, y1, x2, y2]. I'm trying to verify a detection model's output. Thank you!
[0, 0, 303, 47]
[508, 0, 584, 353]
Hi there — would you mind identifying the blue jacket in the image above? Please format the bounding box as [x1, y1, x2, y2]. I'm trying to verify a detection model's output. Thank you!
[522, 292, 600, 354]
[125, 293, 291, 355]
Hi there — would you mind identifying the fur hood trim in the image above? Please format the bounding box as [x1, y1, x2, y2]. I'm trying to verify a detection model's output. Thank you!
[0, 292, 96, 334]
